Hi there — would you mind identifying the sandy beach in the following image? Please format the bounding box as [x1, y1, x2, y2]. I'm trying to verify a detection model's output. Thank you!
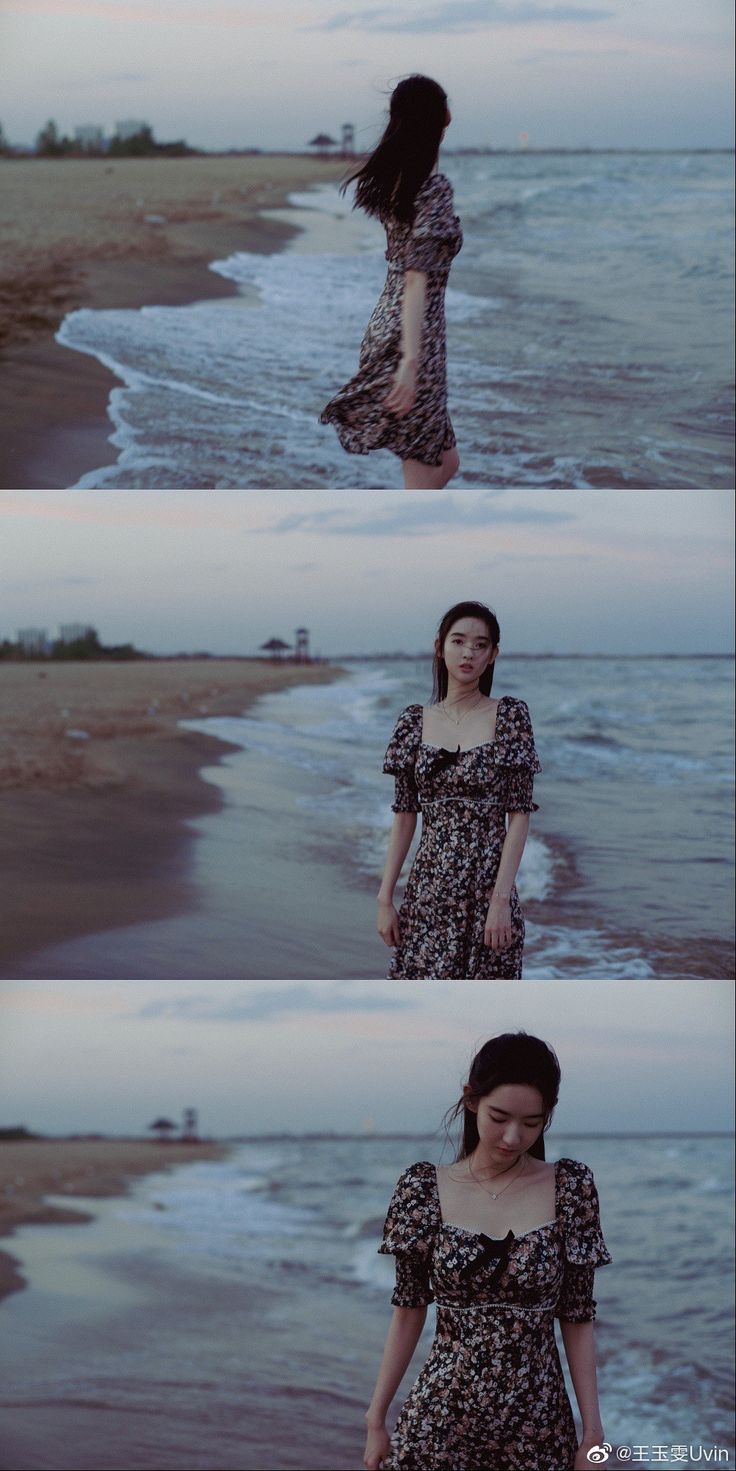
[0, 1137, 228, 1302]
[0, 154, 348, 488]
[0, 658, 344, 972]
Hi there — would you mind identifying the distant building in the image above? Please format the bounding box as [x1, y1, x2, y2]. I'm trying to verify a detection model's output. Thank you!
[16, 627, 48, 653]
[115, 119, 149, 140]
[182, 1108, 199, 1142]
[74, 124, 105, 152]
[295, 627, 310, 662]
[58, 623, 91, 643]
[341, 123, 355, 155]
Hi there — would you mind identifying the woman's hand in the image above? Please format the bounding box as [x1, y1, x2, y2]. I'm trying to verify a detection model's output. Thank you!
[484, 892, 513, 950]
[364, 1422, 392, 1470]
[384, 356, 417, 417]
[377, 900, 401, 947]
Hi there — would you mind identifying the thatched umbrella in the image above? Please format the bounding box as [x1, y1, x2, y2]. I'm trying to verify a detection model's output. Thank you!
[308, 132, 337, 154]
[148, 1116, 177, 1143]
[260, 637, 291, 661]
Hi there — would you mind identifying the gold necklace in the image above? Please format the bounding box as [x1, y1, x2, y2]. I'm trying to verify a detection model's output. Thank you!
[440, 693, 483, 727]
[467, 1152, 527, 1200]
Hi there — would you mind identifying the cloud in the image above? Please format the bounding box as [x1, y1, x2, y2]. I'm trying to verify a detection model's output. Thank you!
[132, 984, 413, 1022]
[315, 0, 613, 34]
[264, 493, 575, 538]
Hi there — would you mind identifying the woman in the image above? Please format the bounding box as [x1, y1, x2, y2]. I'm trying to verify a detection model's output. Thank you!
[364, 1032, 612, 1471]
[319, 75, 463, 490]
[378, 600, 540, 979]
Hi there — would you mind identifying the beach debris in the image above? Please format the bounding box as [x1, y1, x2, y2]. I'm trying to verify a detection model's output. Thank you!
[65, 728, 90, 741]
[144, 213, 167, 225]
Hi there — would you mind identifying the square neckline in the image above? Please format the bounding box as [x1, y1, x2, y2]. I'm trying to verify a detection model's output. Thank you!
[419, 693, 508, 755]
[432, 1159, 560, 1243]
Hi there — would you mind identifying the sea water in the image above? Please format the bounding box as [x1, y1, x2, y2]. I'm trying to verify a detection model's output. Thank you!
[181, 653, 734, 978]
[0, 1136, 732, 1469]
[57, 151, 735, 489]
[5, 655, 732, 981]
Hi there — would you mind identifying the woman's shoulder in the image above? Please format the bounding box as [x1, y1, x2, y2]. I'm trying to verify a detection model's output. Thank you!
[415, 172, 453, 205]
[555, 1156, 596, 1187]
[390, 1159, 439, 1213]
[379, 1160, 440, 1257]
[392, 703, 423, 731]
[497, 694, 532, 717]
[495, 697, 540, 766]
[555, 1157, 612, 1266]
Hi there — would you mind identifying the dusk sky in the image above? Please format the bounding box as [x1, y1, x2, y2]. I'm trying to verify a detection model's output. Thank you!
[2, 0, 733, 151]
[0, 491, 732, 657]
[0, 980, 732, 1135]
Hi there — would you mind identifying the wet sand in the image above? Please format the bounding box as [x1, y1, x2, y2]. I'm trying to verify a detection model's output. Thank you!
[0, 659, 344, 973]
[0, 154, 349, 488]
[0, 1137, 228, 1302]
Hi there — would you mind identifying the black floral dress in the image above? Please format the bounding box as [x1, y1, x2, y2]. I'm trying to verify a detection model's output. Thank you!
[319, 172, 463, 467]
[379, 1158, 612, 1471]
[383, 697, 541, 979]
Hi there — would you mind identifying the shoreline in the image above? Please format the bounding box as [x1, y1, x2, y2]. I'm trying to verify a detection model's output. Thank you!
[0, 154, 348, 489]
[0, 1138, 230, 1304]
[0, 659, 345, 975]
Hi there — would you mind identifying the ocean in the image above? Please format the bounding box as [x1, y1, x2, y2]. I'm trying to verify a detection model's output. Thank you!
[184, 653, 735, 979]
[6, 656, 733, 981]
[0, 1135, 732, 1470]
[57, 151, 735, 490]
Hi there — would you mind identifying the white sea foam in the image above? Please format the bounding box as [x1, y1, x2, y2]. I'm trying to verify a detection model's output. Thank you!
[54, 151, 733, 489]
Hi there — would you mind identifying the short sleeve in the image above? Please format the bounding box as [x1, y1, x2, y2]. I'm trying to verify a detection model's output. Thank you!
[404, 175, 457, 273]
[383, 706, 422, 814]
[555, 1158, 612, 1323]
[496, 698, 541, 814]
[378, 1161, 439, 1308]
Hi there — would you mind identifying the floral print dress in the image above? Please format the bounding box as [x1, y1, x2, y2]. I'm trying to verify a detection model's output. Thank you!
[319, 172, 463, 467]
[379, 1157, 612, 1471]
[383, 697, 541, 979]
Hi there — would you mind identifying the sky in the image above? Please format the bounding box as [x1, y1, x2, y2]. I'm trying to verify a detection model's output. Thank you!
[0, 980, 732, 1136]
[0, 490, 732, 657]
[1, 0, 733, 151]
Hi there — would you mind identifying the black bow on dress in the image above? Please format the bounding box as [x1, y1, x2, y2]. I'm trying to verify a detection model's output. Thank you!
[425, 744, 462, 775]
[458, 1228, 515, 1290]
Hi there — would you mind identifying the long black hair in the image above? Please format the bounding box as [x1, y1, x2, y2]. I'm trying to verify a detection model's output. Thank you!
[341, 74, 448, 225]
[444, 1033, 561, 1162]
[431, 600, 501, 703]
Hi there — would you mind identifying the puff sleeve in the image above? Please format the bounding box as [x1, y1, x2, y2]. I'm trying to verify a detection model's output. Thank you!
[555, 1158, 612, 1323]
[383, 705, 422, 814]
[378, 1161, 439, 1308]
[495, 698, 541, 814]
[404, 175, 458, 274]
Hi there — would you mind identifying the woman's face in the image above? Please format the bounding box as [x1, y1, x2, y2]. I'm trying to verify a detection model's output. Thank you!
[467, 1083, 546, 1164]
[439, 616, 497, 688]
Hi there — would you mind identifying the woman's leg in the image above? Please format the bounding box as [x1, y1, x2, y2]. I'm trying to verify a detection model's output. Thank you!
[402, 446, 459, 489]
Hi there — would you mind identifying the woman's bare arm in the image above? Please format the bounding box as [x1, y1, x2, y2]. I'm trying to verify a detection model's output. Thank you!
[377, 811, 417, 946]
[484, 811, 530, 950]
[364, 1305, 427, 1469]
[384, 270, 427, 418]
[559, 1320, 605, 1468]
